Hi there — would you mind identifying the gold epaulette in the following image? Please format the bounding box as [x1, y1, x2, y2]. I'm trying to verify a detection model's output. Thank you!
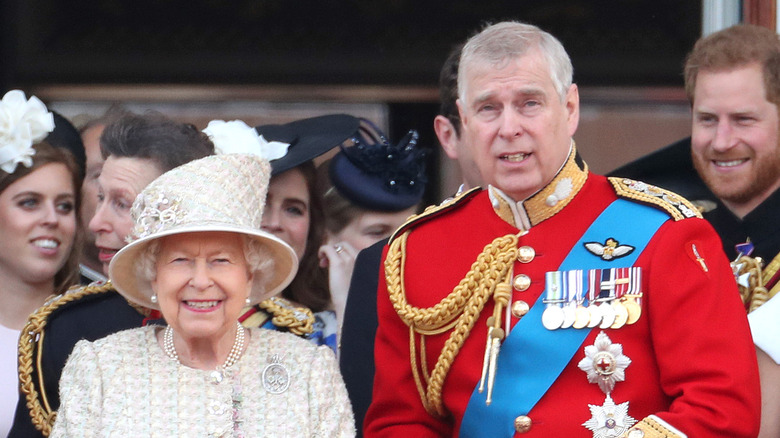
[18, 281, 148, 436]
[626, 415, 686, 438]
[609, 177, 702, 221]
[256, 297, 314, 336]
[390, 186, 482, 243]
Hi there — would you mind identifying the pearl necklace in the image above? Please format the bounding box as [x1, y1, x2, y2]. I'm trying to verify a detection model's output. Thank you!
[163, 321, 246, 369]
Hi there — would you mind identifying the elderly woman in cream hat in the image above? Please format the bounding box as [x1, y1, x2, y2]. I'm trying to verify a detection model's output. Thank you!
[50, 124, 355, 437]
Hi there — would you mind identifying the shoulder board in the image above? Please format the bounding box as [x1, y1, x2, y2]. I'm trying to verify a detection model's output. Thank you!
[609, 177, 703, 221]
[390, 186, 482, 243]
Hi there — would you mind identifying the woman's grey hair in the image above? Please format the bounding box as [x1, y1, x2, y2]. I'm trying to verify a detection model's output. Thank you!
[458, 21, 573, 104]
[136, 234, 274, 297]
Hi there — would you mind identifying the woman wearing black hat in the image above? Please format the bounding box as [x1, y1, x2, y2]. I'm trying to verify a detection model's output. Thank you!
[231, 114, 361, 353]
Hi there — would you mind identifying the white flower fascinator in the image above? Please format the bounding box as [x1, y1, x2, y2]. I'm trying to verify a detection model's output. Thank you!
[203, 119, 289, 160]
[0, 90, 55, 174]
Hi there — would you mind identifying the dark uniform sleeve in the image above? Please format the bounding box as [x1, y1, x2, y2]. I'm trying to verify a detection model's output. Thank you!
[339, 238, 387, 437]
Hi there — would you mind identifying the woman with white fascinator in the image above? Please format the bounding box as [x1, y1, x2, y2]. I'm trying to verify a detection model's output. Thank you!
[0, 90, 81, 437]
[50, 121, 355, 437]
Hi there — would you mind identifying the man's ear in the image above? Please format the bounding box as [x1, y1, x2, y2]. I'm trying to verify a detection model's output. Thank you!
[566, 83, 580, 136]
[434, 115, 459, 160]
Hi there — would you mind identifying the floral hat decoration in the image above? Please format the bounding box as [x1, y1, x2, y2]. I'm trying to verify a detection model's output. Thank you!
[0, 90, 55, 174]
[108, 119, 298, 310]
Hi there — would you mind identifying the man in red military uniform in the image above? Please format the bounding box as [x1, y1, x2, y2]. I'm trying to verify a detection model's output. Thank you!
[364, 21, 760, 437]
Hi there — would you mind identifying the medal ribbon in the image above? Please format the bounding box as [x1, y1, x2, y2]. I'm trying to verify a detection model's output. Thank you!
[545, 271, 563, 307]
[570, 269, 584, 305]
[459, 199, 669, 438]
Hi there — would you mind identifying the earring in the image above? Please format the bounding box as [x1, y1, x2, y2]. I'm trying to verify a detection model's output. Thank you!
[150, 294, 158, 304]
[245, 297, 251, 305]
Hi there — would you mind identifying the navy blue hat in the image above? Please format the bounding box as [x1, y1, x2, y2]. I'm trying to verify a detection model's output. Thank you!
[329, 120, 427, 212]
[255, 114, 361, 176]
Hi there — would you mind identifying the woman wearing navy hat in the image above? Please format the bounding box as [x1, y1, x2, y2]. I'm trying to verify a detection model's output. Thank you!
[317, 120, 428, 339]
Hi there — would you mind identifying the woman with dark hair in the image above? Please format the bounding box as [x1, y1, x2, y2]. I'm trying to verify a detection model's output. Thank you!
[0, 90, 81, 436]
[218, 115, 360, 353]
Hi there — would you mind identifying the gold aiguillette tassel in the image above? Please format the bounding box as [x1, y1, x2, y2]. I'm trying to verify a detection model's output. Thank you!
[478, 317, 495, 393]
[485, 326, 505, 405]
[485, 277, 512, 405]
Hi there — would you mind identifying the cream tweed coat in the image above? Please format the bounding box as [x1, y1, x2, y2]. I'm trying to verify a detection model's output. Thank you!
[50, 326, 355, 437]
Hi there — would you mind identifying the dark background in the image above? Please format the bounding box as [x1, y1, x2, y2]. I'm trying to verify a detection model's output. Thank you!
[2, 1, 701, 87]
[1, 0, 703, 200]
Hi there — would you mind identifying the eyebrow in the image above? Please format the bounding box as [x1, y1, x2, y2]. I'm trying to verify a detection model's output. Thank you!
[473, 87, 546, 105]
[11, 191, 41, 200]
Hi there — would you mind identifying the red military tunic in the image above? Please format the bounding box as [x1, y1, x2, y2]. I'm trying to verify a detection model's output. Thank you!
[365, 155, 759, 437]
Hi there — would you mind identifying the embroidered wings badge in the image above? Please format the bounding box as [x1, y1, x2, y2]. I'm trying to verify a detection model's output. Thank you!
[584, 238, 634, 261]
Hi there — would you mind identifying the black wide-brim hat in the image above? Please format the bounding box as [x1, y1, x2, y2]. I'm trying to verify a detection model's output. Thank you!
[255, 114, 361, 176]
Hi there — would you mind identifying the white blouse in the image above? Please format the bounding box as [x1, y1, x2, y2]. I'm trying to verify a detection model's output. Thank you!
[51, 326, 355, 437]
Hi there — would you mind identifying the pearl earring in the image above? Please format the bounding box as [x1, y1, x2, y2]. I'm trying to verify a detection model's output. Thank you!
[150, 294, 158, 304]
[245, 297, 251, 305]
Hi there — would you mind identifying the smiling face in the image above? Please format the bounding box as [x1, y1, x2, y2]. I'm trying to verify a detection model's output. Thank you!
[691, 63, 780, 218]
[0, 163, 77, 287]
[152, 231, 252, 342]
[88, 156, 164, 275]
[260, 168, 311, 261]
[457, 48, 579, 201]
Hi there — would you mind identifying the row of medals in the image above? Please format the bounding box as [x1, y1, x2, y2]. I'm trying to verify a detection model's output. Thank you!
[541, 295, 643, 331]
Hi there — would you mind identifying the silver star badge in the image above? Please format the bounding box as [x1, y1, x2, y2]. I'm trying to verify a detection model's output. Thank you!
[582, 394, 637, 437]
[578, 331, 631, 394]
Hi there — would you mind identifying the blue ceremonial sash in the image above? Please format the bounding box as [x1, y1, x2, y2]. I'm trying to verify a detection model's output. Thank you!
[459, 199, 668, 437]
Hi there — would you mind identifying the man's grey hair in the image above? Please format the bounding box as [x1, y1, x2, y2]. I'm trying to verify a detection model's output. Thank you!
[458, 21, 573, 105]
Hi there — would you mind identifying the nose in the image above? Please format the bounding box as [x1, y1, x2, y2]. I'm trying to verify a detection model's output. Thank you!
[89, 202, 110, 234]
[711, 120, 737, 153]
[189, 259, 214, 290]
[40, 203, 60, 227]
[261, 207, 282, 233]
[497, 108, 524, 140]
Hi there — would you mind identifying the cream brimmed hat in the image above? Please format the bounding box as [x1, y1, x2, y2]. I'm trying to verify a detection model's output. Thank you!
[108, 152, 298, 310]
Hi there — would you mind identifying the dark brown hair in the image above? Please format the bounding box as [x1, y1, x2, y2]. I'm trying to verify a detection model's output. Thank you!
[0, 142, 83, 294]
[685, 24, 780, 105]
[280, 161, 330, 312]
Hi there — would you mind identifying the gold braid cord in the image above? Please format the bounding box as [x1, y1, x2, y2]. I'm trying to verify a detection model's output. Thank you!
[386, 230, 519, 417]
[733, 255, 772, 313]
[257, 297, 314, 336]
[17, 281, 133, 436]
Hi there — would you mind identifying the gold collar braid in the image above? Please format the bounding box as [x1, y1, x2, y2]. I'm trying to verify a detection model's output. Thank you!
[385, 230, 520, 417]
[490, 143, 588, 230]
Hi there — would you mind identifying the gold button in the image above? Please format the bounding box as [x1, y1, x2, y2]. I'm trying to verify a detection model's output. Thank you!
[512, 300, 530, 318]
[513, 274, 531, 291]
[517, 246, 535, 263]
[514, 415, 532, 433]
